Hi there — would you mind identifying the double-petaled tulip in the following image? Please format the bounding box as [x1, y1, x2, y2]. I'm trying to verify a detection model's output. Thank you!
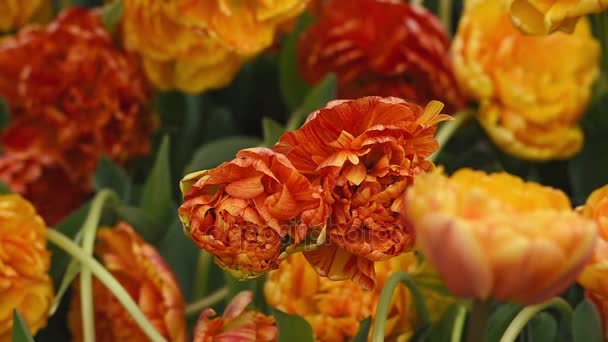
[274, 96, 449, 289]
[453, 0, 599, 161]
[0, 0, 51, 31]
[68, 223, 186, 342]
[179, 147, 329, 279]
[176, 0, 310, 56]
[507, 0, 608, 34]
[193, 291, 277, 342]
[264, 252, 455, 341]
[406, 168, 597, 304]
[298, 0, 466, 112]
[578, 185, 608, 339]
[0, 8, 156, 224]
[0, 194, 53, 341]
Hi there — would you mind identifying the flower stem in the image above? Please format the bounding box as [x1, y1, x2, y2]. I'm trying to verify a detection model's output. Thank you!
[499, 297, 573, 342]
[80, 190, 118, 342]
[185, 287, 230, 317]
[451, 305, 467, 342]
[371, 272, 431, 342]
[46, 229, 167, 342]
[429, 110, 472, 163]
[439, 0, 453, 36]
[466, 300, 491, 342]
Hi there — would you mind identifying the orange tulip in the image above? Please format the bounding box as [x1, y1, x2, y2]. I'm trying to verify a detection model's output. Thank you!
[193, 291, 277, 342]
[406, 169, 597, 304]
[0, 0, 51, 31]
[274, 96, 449, 289]
[179, 147, 329, 280]
[0, 194, 53, 341]
[68, 223, 186, 342]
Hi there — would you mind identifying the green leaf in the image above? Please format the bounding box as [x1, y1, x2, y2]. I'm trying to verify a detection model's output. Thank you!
[116, 205, 167, 243]
[203, 106, 237, 142]
[484, 303, 522, 342]
[569, 94, 608, 205]
[286, 74, 337, 130]
[185, 136, 261, 174]
[526, 312, 557, 342]
[274, 309, 315, 342]
[49, 202, 91, 286]
[140, 135, 175, 228]
[0, 181, 11, 194]
[0, 97, 10, 132]
[12, 310, 35, 342]
[101, 0, 123, 33]
[279, 12, 316, 110]
[93, 157, 131, 201]
[157, 219, 199, 301]
[351, 317, 372, 342]
[262, 117, 285, 147]
[572, 299, 603, 342]
[428, 304, 461, 342]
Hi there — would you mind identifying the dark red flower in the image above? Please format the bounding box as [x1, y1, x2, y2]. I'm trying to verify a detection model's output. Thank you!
[298, 0, 466, 112]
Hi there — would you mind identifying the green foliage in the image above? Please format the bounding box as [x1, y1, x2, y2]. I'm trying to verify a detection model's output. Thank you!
[484, 303, 522, 342]
[572, 299, 603, 342]
[287, 74, 337, 130]
[525, 312, 558, 342]
[262, 117, 285, 147]
[101, 0, 123, 33]
[185, 136, 262, 173]
[12, 311, 35, 342]
[274, 309, 315, 342]
[140, 135, 175, 230]
[351, 317, 372, 342]
[94, 157, 131, 201]
[0, 97, 9, 133]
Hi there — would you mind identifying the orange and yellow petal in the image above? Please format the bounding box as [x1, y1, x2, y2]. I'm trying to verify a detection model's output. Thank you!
[508, 0, 608, 34]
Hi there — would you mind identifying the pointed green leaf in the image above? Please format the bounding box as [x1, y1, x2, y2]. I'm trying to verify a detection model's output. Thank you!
[279, 12, 316, 110]
[274, 309, 315, 342]
[185, 136, 261, 174]
[140, 135, 175, 228]
[93, 157, 131, 201]
[526, 312, 557, 342]
[12, 310, 35, 342]
[286, 74, 337, 130]
[484, 303, 522, 342]
[572, 299, 603, 342]
[262, 117, 285, 147]
[116, 205, 167, 243]
[101, 0, 123, 33]
[351, 317, 372, 342]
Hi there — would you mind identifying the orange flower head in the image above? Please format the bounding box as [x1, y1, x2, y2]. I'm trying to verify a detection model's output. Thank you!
[119, 0, 245, 93]
[0, 0, 52, 31]
[274, 96, 449, 289]
[406, 168, 598, 305]
[193, 291, 277, 342]
[0, 8, 157, 224]
[179, 147, 329, 280]
[68, 223, 186, 342]
[264, 252, 455, 341]
[176, 0, 310, 56]
[453, 0, 599, 160]
[0, 194, 53, 341]
[298, 0, 467, 112]
[578, 185, 608, 338]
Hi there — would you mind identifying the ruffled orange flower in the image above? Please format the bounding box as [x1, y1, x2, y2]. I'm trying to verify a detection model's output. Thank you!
[179, 147, 329, 279]
[507, 0, 608, 34]
[453, 0, 599, 160]
[298, 0, 466, 112]
[0, 194, 53, 341]
[68, 223, 186, 342]
[264, 252, 455, 341]
[0, 8, 156, 224]
[176, 0, 310, 56]
[120, 0, 244, 93]
[0, 0, 51, 31]
[274, 96, 449, 289]
[406, 168, 597, 305]
[193, 291, 277, 342]
[578, 185, 608, 339]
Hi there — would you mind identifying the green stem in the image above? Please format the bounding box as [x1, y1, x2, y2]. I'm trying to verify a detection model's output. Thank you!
[439, 0, 453, 36]
[429, 111, 472, 163]
[371, 272, 431, 342]
[46, 229, 167, 342]
[192, 251, 213, 300]
[185, 287, 230, 317]
[451, 305, 467, 342]
[499, 297, 573, 342]
[466, 300, 492, 342]
[79, 190, 118, 342]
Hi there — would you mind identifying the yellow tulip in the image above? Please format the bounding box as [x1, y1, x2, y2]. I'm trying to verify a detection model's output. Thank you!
[453, 0, 599, 160]
[406, 169, 597, 305]
[508, 0, 608, 34]
[0, 0, 51, 31]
